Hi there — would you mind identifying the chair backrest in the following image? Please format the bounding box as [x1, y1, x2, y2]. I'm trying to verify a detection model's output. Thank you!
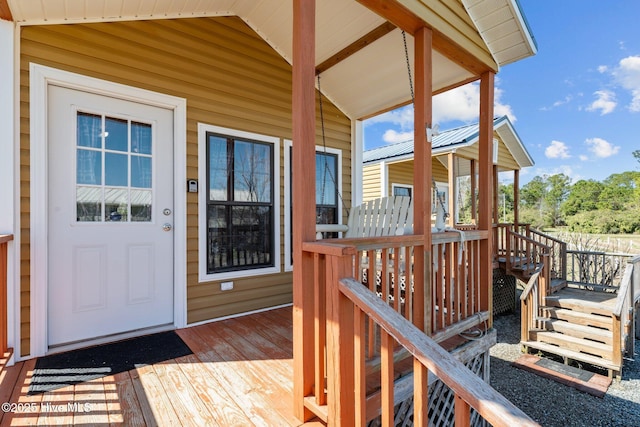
[345, 196, 413, 238]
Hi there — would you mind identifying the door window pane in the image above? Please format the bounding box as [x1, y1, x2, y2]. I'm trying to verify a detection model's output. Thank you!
[105, 152, 128, 186]
[76, 112, 154, 223]
[105, 188, 129, 221]
[77, 149, 102, 185]
[77, 113, 102, 148]
[132, 156, 152, 188]
[131, 190, 152, 222]
[131, 122, 152, 155]
[76, 186, 102, 222]
[105, 117, 128, 152]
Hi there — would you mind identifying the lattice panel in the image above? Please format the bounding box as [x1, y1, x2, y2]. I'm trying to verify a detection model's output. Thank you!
[368, 352, 489, 427]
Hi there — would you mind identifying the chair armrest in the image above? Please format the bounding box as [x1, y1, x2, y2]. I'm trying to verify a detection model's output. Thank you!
[316, 224, 349, 239]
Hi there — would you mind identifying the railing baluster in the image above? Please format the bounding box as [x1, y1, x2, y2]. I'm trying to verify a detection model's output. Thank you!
[314, 252, 327, 405]
[380, 330, 394, 427]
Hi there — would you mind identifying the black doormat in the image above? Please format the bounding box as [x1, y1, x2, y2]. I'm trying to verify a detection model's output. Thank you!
[28, 330, 193, 395]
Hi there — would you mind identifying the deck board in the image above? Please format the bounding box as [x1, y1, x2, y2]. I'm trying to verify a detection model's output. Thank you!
[0, 307, 316, 427]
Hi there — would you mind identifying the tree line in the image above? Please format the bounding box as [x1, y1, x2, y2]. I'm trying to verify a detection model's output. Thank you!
[496, 151, 640, 234]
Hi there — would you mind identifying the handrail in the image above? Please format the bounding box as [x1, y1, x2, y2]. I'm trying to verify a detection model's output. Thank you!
[0, 234, 14, 355]
[299, 230, 493, 423]
[520, 268, 542, 302]
[340, 277, 539, 427]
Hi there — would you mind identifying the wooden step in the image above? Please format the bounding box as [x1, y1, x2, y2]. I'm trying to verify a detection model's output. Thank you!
[545, 288, 616, 316]
[539, 319, 613, 345]
[529, 330, 612, 359]
[541, 307, 612, 330]
[521, 340, 620, 372]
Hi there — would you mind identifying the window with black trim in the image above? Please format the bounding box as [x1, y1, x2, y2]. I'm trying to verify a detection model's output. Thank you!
[206, 132, 274, 274]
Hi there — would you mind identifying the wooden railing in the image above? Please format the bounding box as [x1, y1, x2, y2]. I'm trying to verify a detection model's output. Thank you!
[301, 230, 499, 424]
[612, 256, 639, 368]
[566, 250, 633, 289]
[335, 277, 538, 426]
[520, 269, 544, 344]
[0, 234, 13, 355]
[528, 228, 566, 280]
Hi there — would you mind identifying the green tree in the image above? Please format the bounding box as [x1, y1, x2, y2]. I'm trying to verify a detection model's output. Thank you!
[520, 176, 546, 210]
[544, 173, 571, 226]
[597, 171, 640, 211]
[562, 179, 603, 216]
[633, 149, 640, 165]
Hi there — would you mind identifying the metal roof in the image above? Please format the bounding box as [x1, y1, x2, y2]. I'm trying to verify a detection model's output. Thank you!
[363, 115, 534, 169]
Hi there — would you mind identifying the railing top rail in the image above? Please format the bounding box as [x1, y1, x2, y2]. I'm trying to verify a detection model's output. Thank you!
[508, 230, 551, 251]
[520, 269, 542, 301]
[339, 277, 539, 427]
[528, 228, 565, 245]
[0, 234, 14, 244]
[303, 230, 489, 254]
[613, 263, 634, 317]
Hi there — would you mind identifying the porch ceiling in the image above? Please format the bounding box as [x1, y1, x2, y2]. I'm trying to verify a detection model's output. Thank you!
[5, 0, 536, 120]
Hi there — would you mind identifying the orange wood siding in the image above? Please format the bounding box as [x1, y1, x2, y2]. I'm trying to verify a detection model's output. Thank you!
[19, 17, 351, 356]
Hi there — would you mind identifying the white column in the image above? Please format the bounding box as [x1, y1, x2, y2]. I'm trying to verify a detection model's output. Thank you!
[0, 19, 16, 361]
[0, 20, 15, 235]
[351, 119, 363, 206]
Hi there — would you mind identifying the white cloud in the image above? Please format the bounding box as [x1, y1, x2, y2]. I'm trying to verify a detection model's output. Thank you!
[432, 82, 516, 124]
[586, 90, 617, 115]
[545, 140, 571, 159]
[585, 137, 620, 158]
[612, 55, 640, 112]
[365, 105, 414, 129]
[364, 82, 516, 145]
[579, 154, 589, 161]
[382, 129, 413, 144]
[597, 65, 608, 73]
[534, 166, 580, 182]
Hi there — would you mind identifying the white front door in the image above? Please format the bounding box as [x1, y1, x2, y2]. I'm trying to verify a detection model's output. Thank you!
[47, 85, 175, 349]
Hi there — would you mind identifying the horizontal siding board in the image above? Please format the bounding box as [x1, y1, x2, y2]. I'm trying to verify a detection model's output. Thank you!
[19, 16, 352, 356]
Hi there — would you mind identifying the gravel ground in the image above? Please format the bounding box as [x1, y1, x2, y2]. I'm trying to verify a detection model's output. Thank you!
[489, 309, 640, 427]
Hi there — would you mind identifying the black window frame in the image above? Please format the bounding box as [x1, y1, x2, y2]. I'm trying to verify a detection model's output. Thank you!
[206, 132, 275, 274]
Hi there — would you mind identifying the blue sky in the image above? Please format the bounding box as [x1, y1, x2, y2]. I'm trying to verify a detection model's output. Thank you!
[363, 1, 640, 185]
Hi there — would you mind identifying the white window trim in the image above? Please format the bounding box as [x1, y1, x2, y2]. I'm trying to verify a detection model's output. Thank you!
[29, 63, 187, 358]
[198, 124, 281, 282]
[391, 183, 413, 197]
[284, 140, 343, 272]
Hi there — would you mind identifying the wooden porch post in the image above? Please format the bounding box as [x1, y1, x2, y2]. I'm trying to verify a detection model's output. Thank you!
[413, 26, 433, 333]
[447, 152, 456, 227]
[478, 71, 495, 323]
[513, 169, 520, 229]
[292, 0, 316, 420]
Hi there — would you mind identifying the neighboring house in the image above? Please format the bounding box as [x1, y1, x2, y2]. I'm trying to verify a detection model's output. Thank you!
[363, 115, 534, 226]
[0, 0, 536, 387]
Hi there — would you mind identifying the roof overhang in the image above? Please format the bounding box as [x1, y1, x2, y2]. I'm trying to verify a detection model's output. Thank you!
[2, 0, 536, 120]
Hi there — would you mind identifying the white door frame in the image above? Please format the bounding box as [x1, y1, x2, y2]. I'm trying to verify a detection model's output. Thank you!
[29, 63, 187, 358]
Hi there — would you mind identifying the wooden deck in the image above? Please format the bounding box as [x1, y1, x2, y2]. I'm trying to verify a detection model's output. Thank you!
[0, 307, 324, 426]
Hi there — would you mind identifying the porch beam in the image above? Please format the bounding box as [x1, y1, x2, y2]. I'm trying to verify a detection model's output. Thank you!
[413, 25, 432, 333]
[292, 0, 317, 421]
[356, 0, 495, 76]
[316, 21, 396, 74]
[478, 71, 495, 324]
[0, 0, 11, 21]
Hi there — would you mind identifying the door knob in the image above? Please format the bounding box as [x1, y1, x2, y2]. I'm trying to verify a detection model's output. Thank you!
[162, 223, 173, 232]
